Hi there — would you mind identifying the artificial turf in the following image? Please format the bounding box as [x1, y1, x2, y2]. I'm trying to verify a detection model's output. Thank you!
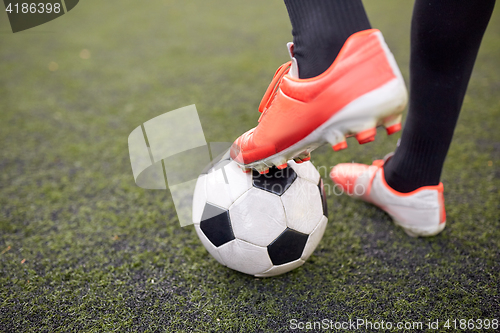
[1, 0, 499, 331]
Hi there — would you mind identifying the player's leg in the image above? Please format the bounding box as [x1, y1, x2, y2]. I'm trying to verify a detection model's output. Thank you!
[284, 0, 371, 79]
[331, 0, 496, 236]
[230, 0, 407, 173]
[383, 0, 496, 193]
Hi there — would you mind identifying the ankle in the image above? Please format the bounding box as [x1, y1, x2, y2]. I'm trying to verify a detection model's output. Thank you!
[383, 159, 440, 193]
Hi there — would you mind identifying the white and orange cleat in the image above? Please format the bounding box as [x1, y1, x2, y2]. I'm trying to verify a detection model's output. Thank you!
[230, 29, 408, 173]
[330, 153, 446, 237]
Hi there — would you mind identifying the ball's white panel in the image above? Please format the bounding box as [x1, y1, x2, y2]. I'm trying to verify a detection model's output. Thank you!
[217, 239, 273, 275]
[281, 178, 324, 234]
[194, 224, 226, 266]
[205, 160, 252, 209]
[192, 175, 207, 225]
[301, 215, 327, 261]
[289, 160, 320, 185]
[223, 160, 253, 199]
[229, 188, 287, 247]
[255, 259, 305, 278]
[205, 160, 233, 209]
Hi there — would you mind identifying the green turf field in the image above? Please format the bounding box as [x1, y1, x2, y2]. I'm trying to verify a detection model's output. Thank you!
[1, 0, 499, 331]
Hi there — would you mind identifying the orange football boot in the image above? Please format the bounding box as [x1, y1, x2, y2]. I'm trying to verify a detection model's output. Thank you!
[230, 29, 408, 173]
[330, 153, 446, 237]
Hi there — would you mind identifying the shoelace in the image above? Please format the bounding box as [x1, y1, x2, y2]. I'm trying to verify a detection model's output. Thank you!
[258, 61, 291, 122]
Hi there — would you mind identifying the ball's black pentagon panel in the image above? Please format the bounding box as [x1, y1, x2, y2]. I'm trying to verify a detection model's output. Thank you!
[318, 178, 328, 218]
[200, 203, 235, 247]
[252, 166, 297, 196]
[267, 228, 309, 265]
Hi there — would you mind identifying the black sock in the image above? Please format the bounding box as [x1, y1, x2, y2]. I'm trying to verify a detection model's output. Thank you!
[384, 0, 495, 193]
[284, 0, 371, 79]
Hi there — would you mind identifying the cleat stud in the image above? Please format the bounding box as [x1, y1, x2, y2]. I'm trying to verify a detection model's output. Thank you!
[383, 114, 402, 135]
[385, 123, 402, 135]
[359, 136, 375, 144]
[294, 158, 304, 164]
[297, 152, 311, 161]
[277, 163, 288, 170]
[271, 157, 288, 169]
[332, 141, 348, 151]
[259, 168, 270, 174]
[355, 128, 377, 145]
[239, 165, 252, 173]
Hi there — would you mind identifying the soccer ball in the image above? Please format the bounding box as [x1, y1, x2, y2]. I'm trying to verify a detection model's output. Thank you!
[192, 151, 328, 277]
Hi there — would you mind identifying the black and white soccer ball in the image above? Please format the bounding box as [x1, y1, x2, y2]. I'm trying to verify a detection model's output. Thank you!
[192, 151, 328, 277]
